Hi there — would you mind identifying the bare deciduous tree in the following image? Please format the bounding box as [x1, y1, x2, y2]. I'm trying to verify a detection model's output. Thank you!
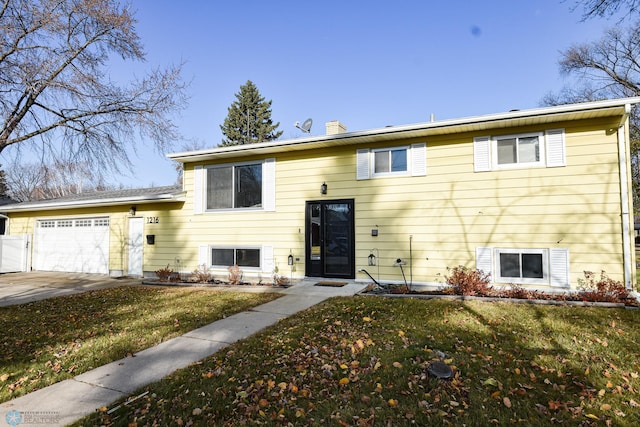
[570, 0, 640, 20]
[545, 20, 640, 212]
[6, 159, 112, 201]
[0, 0, 187, 172]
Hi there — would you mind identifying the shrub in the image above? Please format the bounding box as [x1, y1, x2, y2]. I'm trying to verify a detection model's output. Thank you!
[228, 265, 243, 285]
[445, 265, 492, 296]
[578, 270, 629, 303]
[272, 273, 289, 287]
[501, 284, 551, 301]
[191, 265, 213, 283]
[155, 265, 174, 282]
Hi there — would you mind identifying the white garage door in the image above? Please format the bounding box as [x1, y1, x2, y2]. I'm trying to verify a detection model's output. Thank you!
[34, 217, 110, 274]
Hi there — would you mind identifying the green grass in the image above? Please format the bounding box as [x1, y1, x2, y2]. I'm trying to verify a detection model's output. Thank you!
[78, 296, 640, 426]
[0, 285, 281, 403]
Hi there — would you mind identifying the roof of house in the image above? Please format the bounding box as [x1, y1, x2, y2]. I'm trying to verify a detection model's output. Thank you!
[168, 96, 640, 163]
[0, 184, 185, 212]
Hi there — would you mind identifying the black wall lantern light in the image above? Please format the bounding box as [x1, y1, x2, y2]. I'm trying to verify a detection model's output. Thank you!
[320, 182, 327, 195]
[129, 206, 137, 216]
[368, 252, 376, 266]
[288, 253, 294, 266]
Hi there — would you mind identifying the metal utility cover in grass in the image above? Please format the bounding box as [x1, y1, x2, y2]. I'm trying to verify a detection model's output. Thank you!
[427, 361, 454, 379]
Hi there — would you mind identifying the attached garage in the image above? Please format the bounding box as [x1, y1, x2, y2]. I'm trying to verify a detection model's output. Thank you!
[34, 217, 110, 274]
[0, 185, 185, 277]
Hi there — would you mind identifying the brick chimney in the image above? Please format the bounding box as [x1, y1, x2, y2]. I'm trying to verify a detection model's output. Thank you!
[325, 120, 347, 135]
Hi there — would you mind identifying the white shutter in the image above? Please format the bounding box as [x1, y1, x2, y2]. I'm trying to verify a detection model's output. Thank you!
[198, 245, 209, 268]
[193, 166, 204, 214]
[476, 247, 493, 280]
[474, 136, 491, 172]
[411, 143, 427, 176]
[546, 129, 566, 167]
[549, 248, 570, 287]
[263, 158, 276, 211]
[262, 245, 274, 273]
[356, 149, 370, 180]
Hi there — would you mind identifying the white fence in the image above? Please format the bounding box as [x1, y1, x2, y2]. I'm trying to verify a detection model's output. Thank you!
[0, 235, 31, 273]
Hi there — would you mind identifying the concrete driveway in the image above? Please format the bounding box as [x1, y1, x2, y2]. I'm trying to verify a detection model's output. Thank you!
[0, 272, 141, 307]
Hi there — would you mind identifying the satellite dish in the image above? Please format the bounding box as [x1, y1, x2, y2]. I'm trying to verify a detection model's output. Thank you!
[295, 118, 313, 133]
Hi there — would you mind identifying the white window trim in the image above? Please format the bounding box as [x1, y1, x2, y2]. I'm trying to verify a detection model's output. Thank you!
[495, 248, 549, 285]
[474, 129, 565, 172]
[209, 245, 262, 270]
[203, 159, 275, 213]
[372, 146, 410, 177]
[357, 143, 426, 179]
[492, 131, 544, 170]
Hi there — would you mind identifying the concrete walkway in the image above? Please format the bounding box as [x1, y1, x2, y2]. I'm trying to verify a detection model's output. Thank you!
[0, 275, 367, 426]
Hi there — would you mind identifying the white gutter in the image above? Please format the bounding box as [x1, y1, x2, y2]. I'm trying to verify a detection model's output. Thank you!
[617, 103, 633, 289]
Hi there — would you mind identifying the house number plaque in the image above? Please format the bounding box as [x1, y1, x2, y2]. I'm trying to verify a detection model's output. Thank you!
[146, 217, 159, 224]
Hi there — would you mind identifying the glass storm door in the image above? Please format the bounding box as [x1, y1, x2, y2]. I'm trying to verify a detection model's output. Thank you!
[305, 200, 355, 279]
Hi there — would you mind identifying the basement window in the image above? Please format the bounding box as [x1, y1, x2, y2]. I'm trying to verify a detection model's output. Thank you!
[211, 247, 261, 268]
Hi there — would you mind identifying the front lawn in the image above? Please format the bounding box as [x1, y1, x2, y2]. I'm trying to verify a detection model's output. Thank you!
[0, 286, 281, 403]
[80, 297, 640, 426]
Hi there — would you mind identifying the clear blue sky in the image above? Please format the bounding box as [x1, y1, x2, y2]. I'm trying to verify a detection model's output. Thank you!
[94, 1, 622, 186]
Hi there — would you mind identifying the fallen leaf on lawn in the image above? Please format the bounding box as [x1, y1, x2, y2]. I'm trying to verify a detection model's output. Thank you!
[514, 368, 521, 375]
[0, 374, 9, 382]
[629, 399, 640, 407]
[339, 377, 350, 385]
[491, 391, 501, 398]
[548, 401, 561, 410]
[259, 399, 269, 407]
[362, 316, 372, 322]
[503, 397, 512, 408]
[598, 389, 606, 397]
[388, 398, 399, 407]
[192, 408, 202, 416]
[585, 414, 600, 420]
[393, 361, 403, 368]
[483, 378, 498, 387]
[398, 330, 405, 337]
[600, 404, 611, 411]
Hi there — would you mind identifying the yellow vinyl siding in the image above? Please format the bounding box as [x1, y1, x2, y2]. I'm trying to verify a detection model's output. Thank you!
[175, 116, 630, 288]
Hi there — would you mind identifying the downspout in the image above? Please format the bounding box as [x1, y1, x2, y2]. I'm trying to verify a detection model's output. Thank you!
[617, 103, 633, 289]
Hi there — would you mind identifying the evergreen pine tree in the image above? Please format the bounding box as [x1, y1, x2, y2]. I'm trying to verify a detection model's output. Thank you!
[220, 80, 283, 146]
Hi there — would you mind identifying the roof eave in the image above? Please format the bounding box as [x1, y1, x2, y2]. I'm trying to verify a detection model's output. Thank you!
[168, 97, 640, 163]
[1, 192, 186, 213]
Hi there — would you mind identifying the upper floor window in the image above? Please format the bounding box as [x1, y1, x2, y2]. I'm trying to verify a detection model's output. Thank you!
[495, 134, 541, 167]
[206, 163, 262, 210]
[193, 159, 275, 215]
[474, 129, 565, 172]
[357, 143, 426, 180]
[373, 147, 408, 175]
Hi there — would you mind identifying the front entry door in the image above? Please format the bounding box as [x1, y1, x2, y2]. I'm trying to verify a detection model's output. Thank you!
[306, 200, 355, 279]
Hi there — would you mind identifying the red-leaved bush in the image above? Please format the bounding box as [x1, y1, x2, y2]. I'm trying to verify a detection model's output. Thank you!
[445, 266, 492, 296]
[578, 271, 629, 303]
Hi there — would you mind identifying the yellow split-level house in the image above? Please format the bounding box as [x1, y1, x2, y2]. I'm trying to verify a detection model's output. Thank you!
[1, 97, 639, 292]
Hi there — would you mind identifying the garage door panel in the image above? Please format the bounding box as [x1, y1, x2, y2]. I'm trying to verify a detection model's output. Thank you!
[35, 217, 109, 274]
